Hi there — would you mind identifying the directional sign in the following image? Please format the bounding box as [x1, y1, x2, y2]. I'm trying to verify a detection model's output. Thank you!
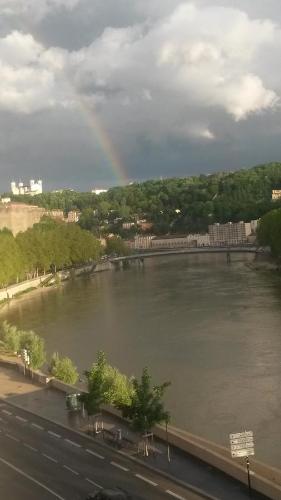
[230, 431, 255, 458]
[230, 431, 253, 439]
[232, 449, 255, 458]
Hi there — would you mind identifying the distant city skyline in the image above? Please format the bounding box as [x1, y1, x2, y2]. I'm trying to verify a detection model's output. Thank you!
[0, 1, 280, 191]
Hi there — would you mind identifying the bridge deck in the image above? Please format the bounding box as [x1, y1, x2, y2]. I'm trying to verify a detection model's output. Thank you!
[110, 246, 261, 262]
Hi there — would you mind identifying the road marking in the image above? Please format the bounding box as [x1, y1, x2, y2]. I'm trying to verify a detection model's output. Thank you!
[63, 464, 79, 475]
[43, 453, 58, 463]
[64, 438, 81, 447]
[85, 477, 103, 489]
[5, 433, 20, 442]
[135, 474, 157, 486]
[110, 461, 129, 472]
[48, 430, 61, 439]
[31, 423, 44, 431]
[24, 443, 38, 452]
[166, 490, 187, 500]
[0, 455, 65, 499]
[86, 448, 105, 460]
[2, 410, 12, 416]
[15, 415, 27, 423]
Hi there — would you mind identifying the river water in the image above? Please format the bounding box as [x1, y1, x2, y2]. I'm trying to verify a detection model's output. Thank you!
[3, 254, 281, 468]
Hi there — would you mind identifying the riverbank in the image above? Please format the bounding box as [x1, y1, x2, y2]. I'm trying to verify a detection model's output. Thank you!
[0, 260, 114, 311]
[0, 356, 277, 499]
[245, 253, 279, 272]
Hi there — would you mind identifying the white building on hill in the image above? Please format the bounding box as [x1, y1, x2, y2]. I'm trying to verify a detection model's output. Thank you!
[11, 180, 43, 196]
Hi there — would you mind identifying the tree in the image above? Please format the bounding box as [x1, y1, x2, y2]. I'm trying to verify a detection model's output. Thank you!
[80, 351, 134, 423]
[20, 330, 46, 370]
[79, 352, 106, 420]
[50, 352, 79, 384]
[258, 208, 281, 258]
[122, 368, 170, 436]
[106, 236, 130, 256]
[0, 321, 21, 353]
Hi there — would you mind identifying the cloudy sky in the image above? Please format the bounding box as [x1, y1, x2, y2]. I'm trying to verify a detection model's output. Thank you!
[0, 0, 280, 191]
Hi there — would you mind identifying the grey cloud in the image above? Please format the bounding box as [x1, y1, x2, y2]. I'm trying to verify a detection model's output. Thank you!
[0, 0, 281, 190]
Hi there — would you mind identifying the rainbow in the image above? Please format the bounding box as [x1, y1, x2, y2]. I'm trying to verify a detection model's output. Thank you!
[77, 97, 128, 186]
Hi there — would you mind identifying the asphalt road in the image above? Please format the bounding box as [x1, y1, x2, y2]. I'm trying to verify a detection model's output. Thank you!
[0, 400, 207, 500]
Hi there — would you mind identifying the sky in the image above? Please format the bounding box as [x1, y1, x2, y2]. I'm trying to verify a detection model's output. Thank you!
[0, 0, 281, 191]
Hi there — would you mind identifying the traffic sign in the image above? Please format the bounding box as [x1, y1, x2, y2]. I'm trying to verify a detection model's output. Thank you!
[231, 449, 255, 458]
[229, 430, 255, 458]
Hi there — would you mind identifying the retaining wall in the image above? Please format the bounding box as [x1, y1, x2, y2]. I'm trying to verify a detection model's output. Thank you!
[0, 275, 52, 301]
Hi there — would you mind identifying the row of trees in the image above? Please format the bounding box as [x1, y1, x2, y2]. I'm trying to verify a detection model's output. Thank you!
[0, 217, 101, 288]
[0, 323, 170, 436]
[0, 322, 78, 384]
[10, 162, 281, 234]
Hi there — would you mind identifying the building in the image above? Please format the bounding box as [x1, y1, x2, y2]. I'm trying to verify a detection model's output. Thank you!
[208, 221, 252, 246]
[0, 203, 45, 235]
[272, 190, 281, 200]
[137, 220, 153, 231]
[66, 211, 80, 223]
[92, 188, 108, 195]
[151, 234, 210, 249]
[122, 222, 135, 230]
[133, 236, 155, 249]
[11, 180, 43, 196]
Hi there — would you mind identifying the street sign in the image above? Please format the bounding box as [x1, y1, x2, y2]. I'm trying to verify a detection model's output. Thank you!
[232, 449, 255, 458]
[229, 430, 255, 458]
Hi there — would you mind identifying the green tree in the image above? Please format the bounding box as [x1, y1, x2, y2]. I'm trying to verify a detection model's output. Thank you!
[106, 236, 130, 256]
[50, 352, 79, 384]
[80, 352, 106, 419]
[122, 368, 170, 435]
[0, 321, 21, 353]
[81, 351, 133, 419]
[20, 330, 46, 370]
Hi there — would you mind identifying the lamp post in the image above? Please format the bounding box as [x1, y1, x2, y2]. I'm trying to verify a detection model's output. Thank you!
[166, 419, 171, 462]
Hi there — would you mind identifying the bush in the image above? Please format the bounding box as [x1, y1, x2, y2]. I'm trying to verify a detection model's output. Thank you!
[50, 352, 79, 385]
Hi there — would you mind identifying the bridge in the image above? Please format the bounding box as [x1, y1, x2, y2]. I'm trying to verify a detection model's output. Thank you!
[109, 245, 266, 266]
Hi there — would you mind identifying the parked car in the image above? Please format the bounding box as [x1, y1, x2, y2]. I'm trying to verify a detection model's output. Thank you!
[86, 488, 132, 500]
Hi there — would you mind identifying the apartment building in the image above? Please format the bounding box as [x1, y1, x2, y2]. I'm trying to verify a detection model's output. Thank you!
[208, 221, 252, 246]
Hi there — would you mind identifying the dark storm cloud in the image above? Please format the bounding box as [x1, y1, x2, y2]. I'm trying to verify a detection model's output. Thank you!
[0, 0, 280, 191]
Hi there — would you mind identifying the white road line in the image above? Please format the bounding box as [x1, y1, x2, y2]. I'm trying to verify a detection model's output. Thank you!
[15, 415, 27, 423]
[85, 449, 105, 460]
[110, 461, 129, 472]
[0, 455, 65, 499]
[63, 464, 79, 476]
[24, 443, 38, 452]
[135, 474, 157, 486]
[5, 433, 20, 442]
[2, 410, 12, 416]
[166, 490, 187, 500]
[42, 453, 58, 463]
[85, 477, 103, 489]
[64, 438, 81, 447]
[48, 431, 61, 439]
[31, 423, 44, 431]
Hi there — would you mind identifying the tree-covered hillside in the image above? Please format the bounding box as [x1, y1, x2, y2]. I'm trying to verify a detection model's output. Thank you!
[10, 162, 281, 234]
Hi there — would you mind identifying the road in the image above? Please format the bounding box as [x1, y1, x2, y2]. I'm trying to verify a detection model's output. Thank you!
[0, 400, 208, 500]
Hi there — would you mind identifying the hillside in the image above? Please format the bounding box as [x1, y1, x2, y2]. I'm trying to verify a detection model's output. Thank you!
[9, 162, 281, 235]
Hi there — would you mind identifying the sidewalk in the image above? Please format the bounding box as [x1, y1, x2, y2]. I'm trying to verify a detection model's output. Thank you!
[0, 364, 269, 500]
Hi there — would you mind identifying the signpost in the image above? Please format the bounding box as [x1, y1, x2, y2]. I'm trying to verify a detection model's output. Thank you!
[230, 431, 255, 498]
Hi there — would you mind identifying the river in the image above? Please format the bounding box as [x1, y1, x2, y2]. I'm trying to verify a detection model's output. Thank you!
[2, 253, 281, 468]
